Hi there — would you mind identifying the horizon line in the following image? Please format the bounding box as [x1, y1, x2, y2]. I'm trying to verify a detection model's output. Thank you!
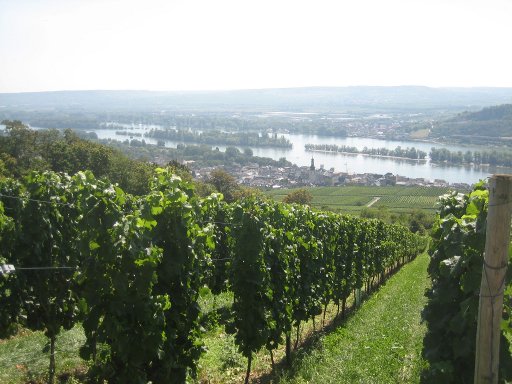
[3, 85, 512, 95]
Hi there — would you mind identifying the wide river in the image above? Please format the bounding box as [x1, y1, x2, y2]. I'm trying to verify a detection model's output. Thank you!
[5, 124, 512, 184]
[91, 126, 511, 184]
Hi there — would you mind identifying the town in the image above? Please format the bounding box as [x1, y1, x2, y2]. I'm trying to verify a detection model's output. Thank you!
[193, 157, 472, 191]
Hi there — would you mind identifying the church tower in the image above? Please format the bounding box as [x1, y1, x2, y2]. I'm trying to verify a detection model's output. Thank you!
[310, 157, 315, 171]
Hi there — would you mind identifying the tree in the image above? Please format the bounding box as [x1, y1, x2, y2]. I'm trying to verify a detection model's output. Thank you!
[233, 186, 264, 200]
[225, 146, 240, 158]
[0, 120, 45, 176]
[283, 188, 313, 205]
[208, 168, 240, 202]
[195, 180, 218, 197]
[278, 157, 289, 167]
[244, 148, 253, 157]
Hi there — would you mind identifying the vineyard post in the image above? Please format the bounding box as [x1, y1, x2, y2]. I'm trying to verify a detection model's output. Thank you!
[474, 174, 512, 384]
[355, 288, 361, 307]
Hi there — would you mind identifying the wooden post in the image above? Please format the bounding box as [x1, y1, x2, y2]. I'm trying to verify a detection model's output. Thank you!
[474, 174, 512, 384]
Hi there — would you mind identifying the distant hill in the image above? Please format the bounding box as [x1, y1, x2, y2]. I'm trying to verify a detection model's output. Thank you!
[2, 87, 512, 113]
[432, 104, 512, 138]
[459, 104, 512, 121]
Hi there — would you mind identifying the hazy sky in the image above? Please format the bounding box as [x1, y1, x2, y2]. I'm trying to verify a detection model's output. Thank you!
[1, 0, 511, 93]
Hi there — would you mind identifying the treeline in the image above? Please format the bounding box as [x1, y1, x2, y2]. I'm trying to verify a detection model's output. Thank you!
[0, 121, 293, 196]
[1, 109, 351, 137]
[0, 169, 425, 383]
[303, 142, 512, 167]
[115, 130, 143, 137]
[100, 139, 292, 169]
[145, 128, 292, 148]
[0, 120, 155, 195]
[430, 147, 512, 167]
[305, 143, 427, 160]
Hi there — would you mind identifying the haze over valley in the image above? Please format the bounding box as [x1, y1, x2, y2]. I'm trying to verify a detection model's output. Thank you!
[2, 87, 512, 185]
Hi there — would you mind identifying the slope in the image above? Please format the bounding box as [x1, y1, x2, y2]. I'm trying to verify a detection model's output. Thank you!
[278, 252, 430, 384]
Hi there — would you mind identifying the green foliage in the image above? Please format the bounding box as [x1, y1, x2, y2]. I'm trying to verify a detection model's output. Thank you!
[0, 121, 154, 195]
[0, 172, 83, 383]
[0, 196, 16, 338]
[421, 183, 512, 383]
[146, 128, 292, 148]
[202, 199, 233, 295]
[228, 201, 270, 361]
[142, 168, 214, 383]
[268, 185, 452, 216]
[0, 168, 426, 383]
[279, 253, 430, 384]
[208, 168, 240, 202]
[0, 169, 212, 383]
[361, 207, 434, 234]
[430, 146, 512, 167]
[224, 197, 426, 378]
[71, 172, 168, 384]
[282, 188, 313, 205]
[305, 143, 427, 160]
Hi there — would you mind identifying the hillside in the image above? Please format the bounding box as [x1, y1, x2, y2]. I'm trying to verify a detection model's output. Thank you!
[431, 104, 512, 138]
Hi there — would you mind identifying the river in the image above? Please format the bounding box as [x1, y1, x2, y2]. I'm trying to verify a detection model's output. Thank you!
[3, 124, 511, 184]
[92, 127, 510, 184]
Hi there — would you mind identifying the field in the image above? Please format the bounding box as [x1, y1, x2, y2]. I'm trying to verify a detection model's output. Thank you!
[266, 185, 452, 214]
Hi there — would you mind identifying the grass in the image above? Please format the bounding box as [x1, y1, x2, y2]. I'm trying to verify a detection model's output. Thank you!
[277, 252, 430, 384]
[196, 295, 354, 384]
[0, 325, 87, 384]
[266, 185, 451, 215]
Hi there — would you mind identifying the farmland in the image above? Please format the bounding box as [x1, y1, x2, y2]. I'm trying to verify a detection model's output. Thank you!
[0, 170, 424, 384]
[0, 256, 430, 384]
[266, 185, 452, 215]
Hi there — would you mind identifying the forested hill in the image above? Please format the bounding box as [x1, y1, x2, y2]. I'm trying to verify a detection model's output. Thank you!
[462, 103, 512, 120]
[432, 104, 512, 138]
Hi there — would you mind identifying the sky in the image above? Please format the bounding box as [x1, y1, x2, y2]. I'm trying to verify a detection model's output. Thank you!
[1, 0, 512, 93]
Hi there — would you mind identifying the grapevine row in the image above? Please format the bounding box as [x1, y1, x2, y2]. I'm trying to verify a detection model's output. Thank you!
[0, 169, 425, 383]
[208, 198, 425, 381]
[422, 182, 512, 383]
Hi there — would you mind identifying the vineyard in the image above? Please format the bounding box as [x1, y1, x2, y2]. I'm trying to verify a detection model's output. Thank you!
[422, 178, 512, 383]
[0, 169, 426, 383]
[267, 185, 452, 214]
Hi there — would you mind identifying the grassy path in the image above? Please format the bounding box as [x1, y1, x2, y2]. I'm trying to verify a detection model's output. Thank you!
[278, 252, 430, 384]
